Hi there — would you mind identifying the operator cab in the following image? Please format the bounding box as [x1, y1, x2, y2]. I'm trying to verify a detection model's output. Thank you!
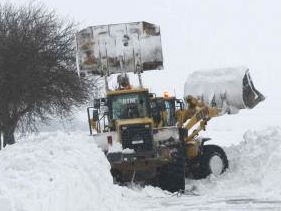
[150, 92, 184, 128]
[107, 89, 151, 130]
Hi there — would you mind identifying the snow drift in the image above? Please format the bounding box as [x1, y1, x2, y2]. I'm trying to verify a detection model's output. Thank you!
[0, 132, 130, 211]
[224, 127, 281, 198]
[185, 127, 281, 209]
[137, 127, 281, 210]
[0, 128, 280, 210]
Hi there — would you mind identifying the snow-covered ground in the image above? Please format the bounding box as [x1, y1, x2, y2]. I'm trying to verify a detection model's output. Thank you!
[0, 81, 277, 211]
[2, 0, 280, 209]
[0, 71, 279, 210]
[0, 124, 281, 210]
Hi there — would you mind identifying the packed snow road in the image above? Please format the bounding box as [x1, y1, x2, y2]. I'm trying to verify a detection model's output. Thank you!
[0, 127, 280, 211]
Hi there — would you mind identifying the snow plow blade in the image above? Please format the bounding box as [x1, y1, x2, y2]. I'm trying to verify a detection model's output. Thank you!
[184, 67, 265, 113]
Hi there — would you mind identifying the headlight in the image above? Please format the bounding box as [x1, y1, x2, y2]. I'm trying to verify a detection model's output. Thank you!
[144, 124, 150, 128]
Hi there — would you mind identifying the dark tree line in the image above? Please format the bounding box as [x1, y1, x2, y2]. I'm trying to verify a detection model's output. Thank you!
[0, 2, 91, 146]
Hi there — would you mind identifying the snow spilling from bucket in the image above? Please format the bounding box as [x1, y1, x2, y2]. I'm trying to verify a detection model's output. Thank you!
[0, 128, 280, 210]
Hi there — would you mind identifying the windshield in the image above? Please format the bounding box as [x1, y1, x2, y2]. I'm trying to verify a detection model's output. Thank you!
[110, 93, 149, 120]
[150, 98, 176, 127]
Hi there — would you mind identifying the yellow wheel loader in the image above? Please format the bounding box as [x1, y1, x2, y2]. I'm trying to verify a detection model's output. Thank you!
[76, 22, 264, 193]
[87, 80, 186, 192]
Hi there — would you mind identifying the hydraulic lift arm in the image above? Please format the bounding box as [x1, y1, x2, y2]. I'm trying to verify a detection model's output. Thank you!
[176, 96, 221, 158]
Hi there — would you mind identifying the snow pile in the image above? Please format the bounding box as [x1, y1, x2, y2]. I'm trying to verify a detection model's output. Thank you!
[0, 132, 130, 211]
[190, 127, 281, 200]
[0, 128, 280, 210]
[226, 127, 281, 197]
[136, 127, 281, 210]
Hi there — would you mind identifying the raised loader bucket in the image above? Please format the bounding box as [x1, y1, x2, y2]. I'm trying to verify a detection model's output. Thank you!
[76, 22, 163, 77]
[184, 67, 265, 114]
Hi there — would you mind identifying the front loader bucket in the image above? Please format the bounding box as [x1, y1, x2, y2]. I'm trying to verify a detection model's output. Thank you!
[184, 67, 265, 113]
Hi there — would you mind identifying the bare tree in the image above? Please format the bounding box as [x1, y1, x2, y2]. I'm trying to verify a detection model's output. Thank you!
[0, 2, 91, 146]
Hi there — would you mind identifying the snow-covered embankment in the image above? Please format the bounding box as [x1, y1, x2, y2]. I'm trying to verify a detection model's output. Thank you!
[0, 132, 130, 211]
[183, 127, 281, 210]
[0, 127, 281, 210]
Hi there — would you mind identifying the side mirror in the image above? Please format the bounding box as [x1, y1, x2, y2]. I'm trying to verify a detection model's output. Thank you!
[149, 93, 156, 98]
[92, 109, 99, 121]
[93, 99, 100, 109]
[176, 99, 184, 110]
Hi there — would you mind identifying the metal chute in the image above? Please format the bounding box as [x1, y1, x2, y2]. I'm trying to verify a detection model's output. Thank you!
[184, 67, 265, 113]
[76, 22, 163, 77]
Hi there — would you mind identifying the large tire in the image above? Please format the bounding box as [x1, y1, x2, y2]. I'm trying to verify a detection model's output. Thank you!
[110, 169, 124, 184]
[158, 147, 186, 193]
[192, 145, 228, 179]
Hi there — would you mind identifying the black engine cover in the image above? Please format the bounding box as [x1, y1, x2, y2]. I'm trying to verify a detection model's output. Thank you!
[120, 124, 153, 152]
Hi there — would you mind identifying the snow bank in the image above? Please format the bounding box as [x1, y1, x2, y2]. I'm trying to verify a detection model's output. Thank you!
[133, 127, 281, 210]
[0, 132, 131, 211]
[189, 127, 281, 200]
[0, 128, 280, 210]
[226, 127, 281, 197]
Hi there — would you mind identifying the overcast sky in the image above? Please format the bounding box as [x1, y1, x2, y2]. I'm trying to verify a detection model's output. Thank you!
[7, 0, 281, 98]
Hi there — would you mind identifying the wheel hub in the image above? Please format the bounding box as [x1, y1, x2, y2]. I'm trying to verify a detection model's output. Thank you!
[209, 155, 224, 176]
